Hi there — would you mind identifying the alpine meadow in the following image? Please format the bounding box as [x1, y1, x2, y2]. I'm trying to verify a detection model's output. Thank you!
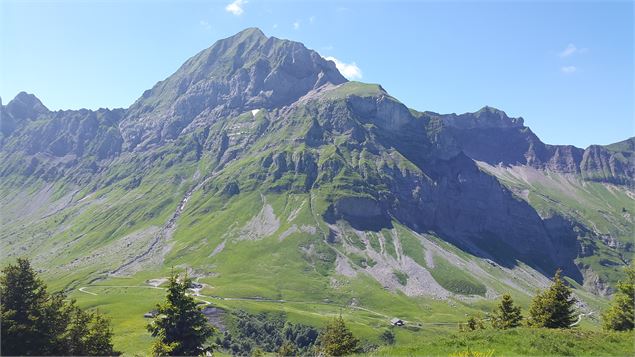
[1, 6, 634, 356]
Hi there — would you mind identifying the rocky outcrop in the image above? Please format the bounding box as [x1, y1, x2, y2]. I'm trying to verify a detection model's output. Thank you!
[0, 94, 124, 182]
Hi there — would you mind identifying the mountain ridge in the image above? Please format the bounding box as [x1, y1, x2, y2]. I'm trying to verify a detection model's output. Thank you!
[1, 28, 633, 315]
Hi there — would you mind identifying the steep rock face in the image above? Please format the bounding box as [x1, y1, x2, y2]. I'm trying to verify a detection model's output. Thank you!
[120, 28, 346, 150]
[269, 85, 580, 277]
[0, 93, 124, 182]
[580, 139, 635, 183]
[435, 108, 634, 184]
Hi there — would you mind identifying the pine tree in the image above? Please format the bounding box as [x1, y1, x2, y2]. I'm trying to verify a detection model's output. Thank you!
[379, 328, 395, 345]
[491, 293, 523, 329]
[318, 315, 359, 356]
[602, 262, 634, 331]
[527, 269, 577, 328]
[147, 272, 214, 356]
[0, 257, 51, 355]
[0, 258, 118, 356]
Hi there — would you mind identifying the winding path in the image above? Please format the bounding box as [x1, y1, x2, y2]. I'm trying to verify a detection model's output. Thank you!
[77, 284, 592, 327]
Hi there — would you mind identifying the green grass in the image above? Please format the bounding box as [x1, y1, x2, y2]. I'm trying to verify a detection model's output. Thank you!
[429, 256, 487, 296]
[321, 81, 387, 100]
[373, 328, 635, 356]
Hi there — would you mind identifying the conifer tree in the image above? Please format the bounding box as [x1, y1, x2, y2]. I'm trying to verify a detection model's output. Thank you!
[527, 269, 577, 328]
[379, 328, 395, 345]
[491, 293, 523, 329]
[602, 262, 634, 331]
[147, 272, 214, 356]
[318, 315, 359, 356]
[0, 258, 118, 356]
[1, 257, 52, 355]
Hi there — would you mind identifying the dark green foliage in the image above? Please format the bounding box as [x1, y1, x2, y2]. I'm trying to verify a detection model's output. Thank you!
[147, 272, 214, 356]
[379, 328, 395, 345]
[603, 262, 634, 331]
[215, 310, 319, 356]
[491, 294, 523, 329]
[318, 315, 360, 356]
[527, 269, 577, 328]
[277, 341, 297, 356]
[465, 315, 486, 331]
[0, 258, 118, 356]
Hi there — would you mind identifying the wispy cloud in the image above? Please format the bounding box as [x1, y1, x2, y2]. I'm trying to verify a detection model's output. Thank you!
[293, 21, 300, 30]
[325, 56, 362, 80]
[199, 20, 211, 31]
[559, 43, 588, 58]
[309, 16, 316, 24]
[225, 0, 246, 16]
[272, 23, 278, 29]
[561, 66, 577, 74]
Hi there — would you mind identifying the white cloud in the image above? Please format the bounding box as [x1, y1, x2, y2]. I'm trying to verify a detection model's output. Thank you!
[272, 23, 278, 29]
[293, 21, 300, 30]
[559, 43, 588, 58]
[325, 56, 362, 80]
[561, 66, 577, 74]
[225, 0, 246, 16]
[309, 16, 316, 24]
[199, 20, 211, 31]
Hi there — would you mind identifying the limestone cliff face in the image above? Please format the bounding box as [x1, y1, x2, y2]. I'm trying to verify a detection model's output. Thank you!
[435, 107, 634, 184]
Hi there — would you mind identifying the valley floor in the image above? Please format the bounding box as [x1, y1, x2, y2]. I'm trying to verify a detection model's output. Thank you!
[71, 282, 634, 356]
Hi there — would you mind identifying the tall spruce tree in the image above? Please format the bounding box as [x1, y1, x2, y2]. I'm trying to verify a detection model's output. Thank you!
[318, 315, 359, 356]
[147, 272, 214, 356]
[527, 269, 577, 328]
[0, 258, 118, 356]
[491, 293, 523, 329]
[602, 262, 634, 331]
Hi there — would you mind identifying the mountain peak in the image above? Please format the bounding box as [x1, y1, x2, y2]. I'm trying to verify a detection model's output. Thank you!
[442, 106, 524, 130]
[233, 27, 266, 40]
[6, 91, 49, 119]
[122, 28, 346, 149]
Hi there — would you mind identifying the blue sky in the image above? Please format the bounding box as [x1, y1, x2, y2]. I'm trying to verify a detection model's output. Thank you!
[1, 0, 633, 147]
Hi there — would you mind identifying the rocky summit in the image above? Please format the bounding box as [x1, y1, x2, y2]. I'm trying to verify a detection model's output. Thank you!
[1, 28, 633, 350]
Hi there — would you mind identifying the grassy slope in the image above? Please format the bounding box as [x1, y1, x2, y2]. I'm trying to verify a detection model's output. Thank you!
[2, 84, 631, 355]
[374, 328, 634, 356]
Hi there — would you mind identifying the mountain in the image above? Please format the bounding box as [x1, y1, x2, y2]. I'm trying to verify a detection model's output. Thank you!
[1, 28, 633, 351]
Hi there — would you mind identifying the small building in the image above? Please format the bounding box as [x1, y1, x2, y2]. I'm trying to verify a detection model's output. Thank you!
[190, 282, 203, 289]
[144, 310, 158, 318]
[390, 318, 405, 326]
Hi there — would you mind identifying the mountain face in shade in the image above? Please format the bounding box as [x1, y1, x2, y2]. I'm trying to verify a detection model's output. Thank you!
[1, 27, 633, 320]
[433, 106, 634, 184]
